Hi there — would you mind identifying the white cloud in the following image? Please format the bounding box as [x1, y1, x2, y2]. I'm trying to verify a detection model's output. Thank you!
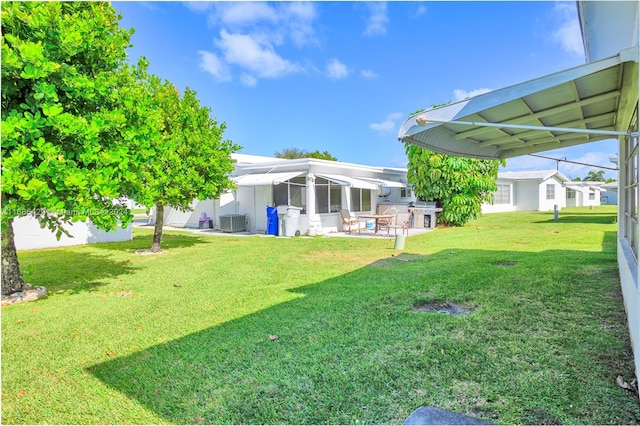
[551, 2, 583, 55]
[283, 2, 318, 47]
[203, 2, 278, 28]
[453, 88, 492, 102]
[363, 2, 388, 37]
[184, 2, 214, 13]
[369, 112, 403, 134]
[240, 73, 258, 87]
[361, 69, 379, 79]
[326, 58, 349, 80]
[414, 4, 427, 18]
[215, 30, 302, 79]
[198, 50, 231, 82]
[188, 2, 319, 85]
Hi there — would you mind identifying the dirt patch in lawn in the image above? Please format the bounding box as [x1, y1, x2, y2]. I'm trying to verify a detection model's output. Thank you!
[493, 261, 518, 267]
[411, 300, 475, 316]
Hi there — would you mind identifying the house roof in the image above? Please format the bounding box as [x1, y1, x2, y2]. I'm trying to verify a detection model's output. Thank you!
[498, 170, 570, 182]
[397, 46, 639, 160]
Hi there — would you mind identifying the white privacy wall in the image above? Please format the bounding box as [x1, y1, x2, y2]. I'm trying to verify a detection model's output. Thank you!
[13, 216, 132, 250]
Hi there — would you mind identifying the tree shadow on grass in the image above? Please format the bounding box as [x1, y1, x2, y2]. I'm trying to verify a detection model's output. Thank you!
[90, 230, 212, 253]
[534, 212, 618, 225]
[19, 250, 139, 295]
[88, 233, 638, 425]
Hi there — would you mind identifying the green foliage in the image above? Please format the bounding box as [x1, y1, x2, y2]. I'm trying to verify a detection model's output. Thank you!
[134, 78, 240, 246]
[1, 2, 151, 234]
[583, 170, 605, 182]
[274, 147, 337, 161]
[404, 108, 503, 226]
[406, 145, 502, 226]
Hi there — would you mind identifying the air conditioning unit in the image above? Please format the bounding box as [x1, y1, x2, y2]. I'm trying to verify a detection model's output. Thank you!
[219, 214, 246, 233]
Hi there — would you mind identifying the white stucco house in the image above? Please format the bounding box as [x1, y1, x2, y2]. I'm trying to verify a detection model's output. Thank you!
[564, 181, 604, 208]
[482, 170, 569, 213]
[159, 153, 414, 234]
[398, 1, 639, 387]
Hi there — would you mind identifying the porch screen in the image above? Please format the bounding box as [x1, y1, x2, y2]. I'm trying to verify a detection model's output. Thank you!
[315, 177, 341, 213]
[273, 176, 307, 213]
[351, 188, 372, 212]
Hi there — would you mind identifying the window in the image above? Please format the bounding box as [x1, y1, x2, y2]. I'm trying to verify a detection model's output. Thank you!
[622, 107, 639, 259]
[314, 177, 341, 214]
[400, 186, 412, 198]
[351, 188, 372, 212]
[273, 176, 307, 213]
[494, 184, 511, 204]
[567, 189, 576, 199]
[589, 191, 596, 201]
[546, 184, 555, 200]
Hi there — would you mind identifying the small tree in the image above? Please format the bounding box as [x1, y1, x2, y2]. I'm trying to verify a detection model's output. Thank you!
[274, 148, 337, 161]
[136, 78, 240, 252]
[404, 109, 503, 226]
[1, 2, 155, 295]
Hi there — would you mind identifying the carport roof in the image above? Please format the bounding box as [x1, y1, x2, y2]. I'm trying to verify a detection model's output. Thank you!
[398, 46, 639, 160]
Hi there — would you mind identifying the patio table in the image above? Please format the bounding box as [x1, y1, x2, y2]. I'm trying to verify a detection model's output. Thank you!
[357, 214, 393, 234]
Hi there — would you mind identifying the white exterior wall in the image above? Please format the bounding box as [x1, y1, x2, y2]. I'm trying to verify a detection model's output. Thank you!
[514, 181, 539, 211]
[602, 189, 618, 205]
[13, 216, 132, 250]
[162, 199, 216, 228]
[584, 188, 602, 207]
[538, 178, 566, 211]
[618, 238, 640, 395]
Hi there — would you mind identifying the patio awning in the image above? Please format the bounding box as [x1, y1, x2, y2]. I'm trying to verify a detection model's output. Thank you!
[398, 46, 639, 159]
[233, 171, 304, 186]
[315, 174, 379, 190]
[358, 177, 408, 188]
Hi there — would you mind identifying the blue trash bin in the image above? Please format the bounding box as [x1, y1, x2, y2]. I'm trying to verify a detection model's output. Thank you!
[266, 206, 278, 235]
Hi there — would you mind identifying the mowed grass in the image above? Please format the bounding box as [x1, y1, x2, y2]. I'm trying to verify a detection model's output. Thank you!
[2, 206, 639, 424]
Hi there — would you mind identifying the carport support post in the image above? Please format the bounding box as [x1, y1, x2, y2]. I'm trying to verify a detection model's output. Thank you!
[554, 204, 559, 222]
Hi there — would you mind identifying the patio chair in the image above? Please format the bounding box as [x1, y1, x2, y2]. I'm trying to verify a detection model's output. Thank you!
[340, 209, 360, 233]
[389, 212, 412, 235]
[377, 215, 393, 236]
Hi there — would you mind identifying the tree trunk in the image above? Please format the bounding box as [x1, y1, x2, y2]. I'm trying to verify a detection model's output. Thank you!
[2, 217, 26, 295]
[150, 203, 164, 252]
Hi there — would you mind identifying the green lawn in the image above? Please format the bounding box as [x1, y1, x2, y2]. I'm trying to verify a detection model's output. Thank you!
[2, 206, 639, 424]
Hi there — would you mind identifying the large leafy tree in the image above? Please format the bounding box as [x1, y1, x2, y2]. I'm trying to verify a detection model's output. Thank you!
[275, 147, 337, 161]
[404, 110, 503, 226]
[1, 2, 157, 295]
[136, 78, 240, 253]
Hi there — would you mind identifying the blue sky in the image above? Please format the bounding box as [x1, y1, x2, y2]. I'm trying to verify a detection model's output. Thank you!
[115, 1, 619, 180]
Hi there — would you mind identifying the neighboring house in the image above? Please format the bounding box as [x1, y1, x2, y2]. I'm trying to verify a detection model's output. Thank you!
[600, 182, 618, 205]
[159, 153, 413, 234]
[564, 181, 604, 207]
[398, 1, 639, 385]
[482, 170, 568, 213]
